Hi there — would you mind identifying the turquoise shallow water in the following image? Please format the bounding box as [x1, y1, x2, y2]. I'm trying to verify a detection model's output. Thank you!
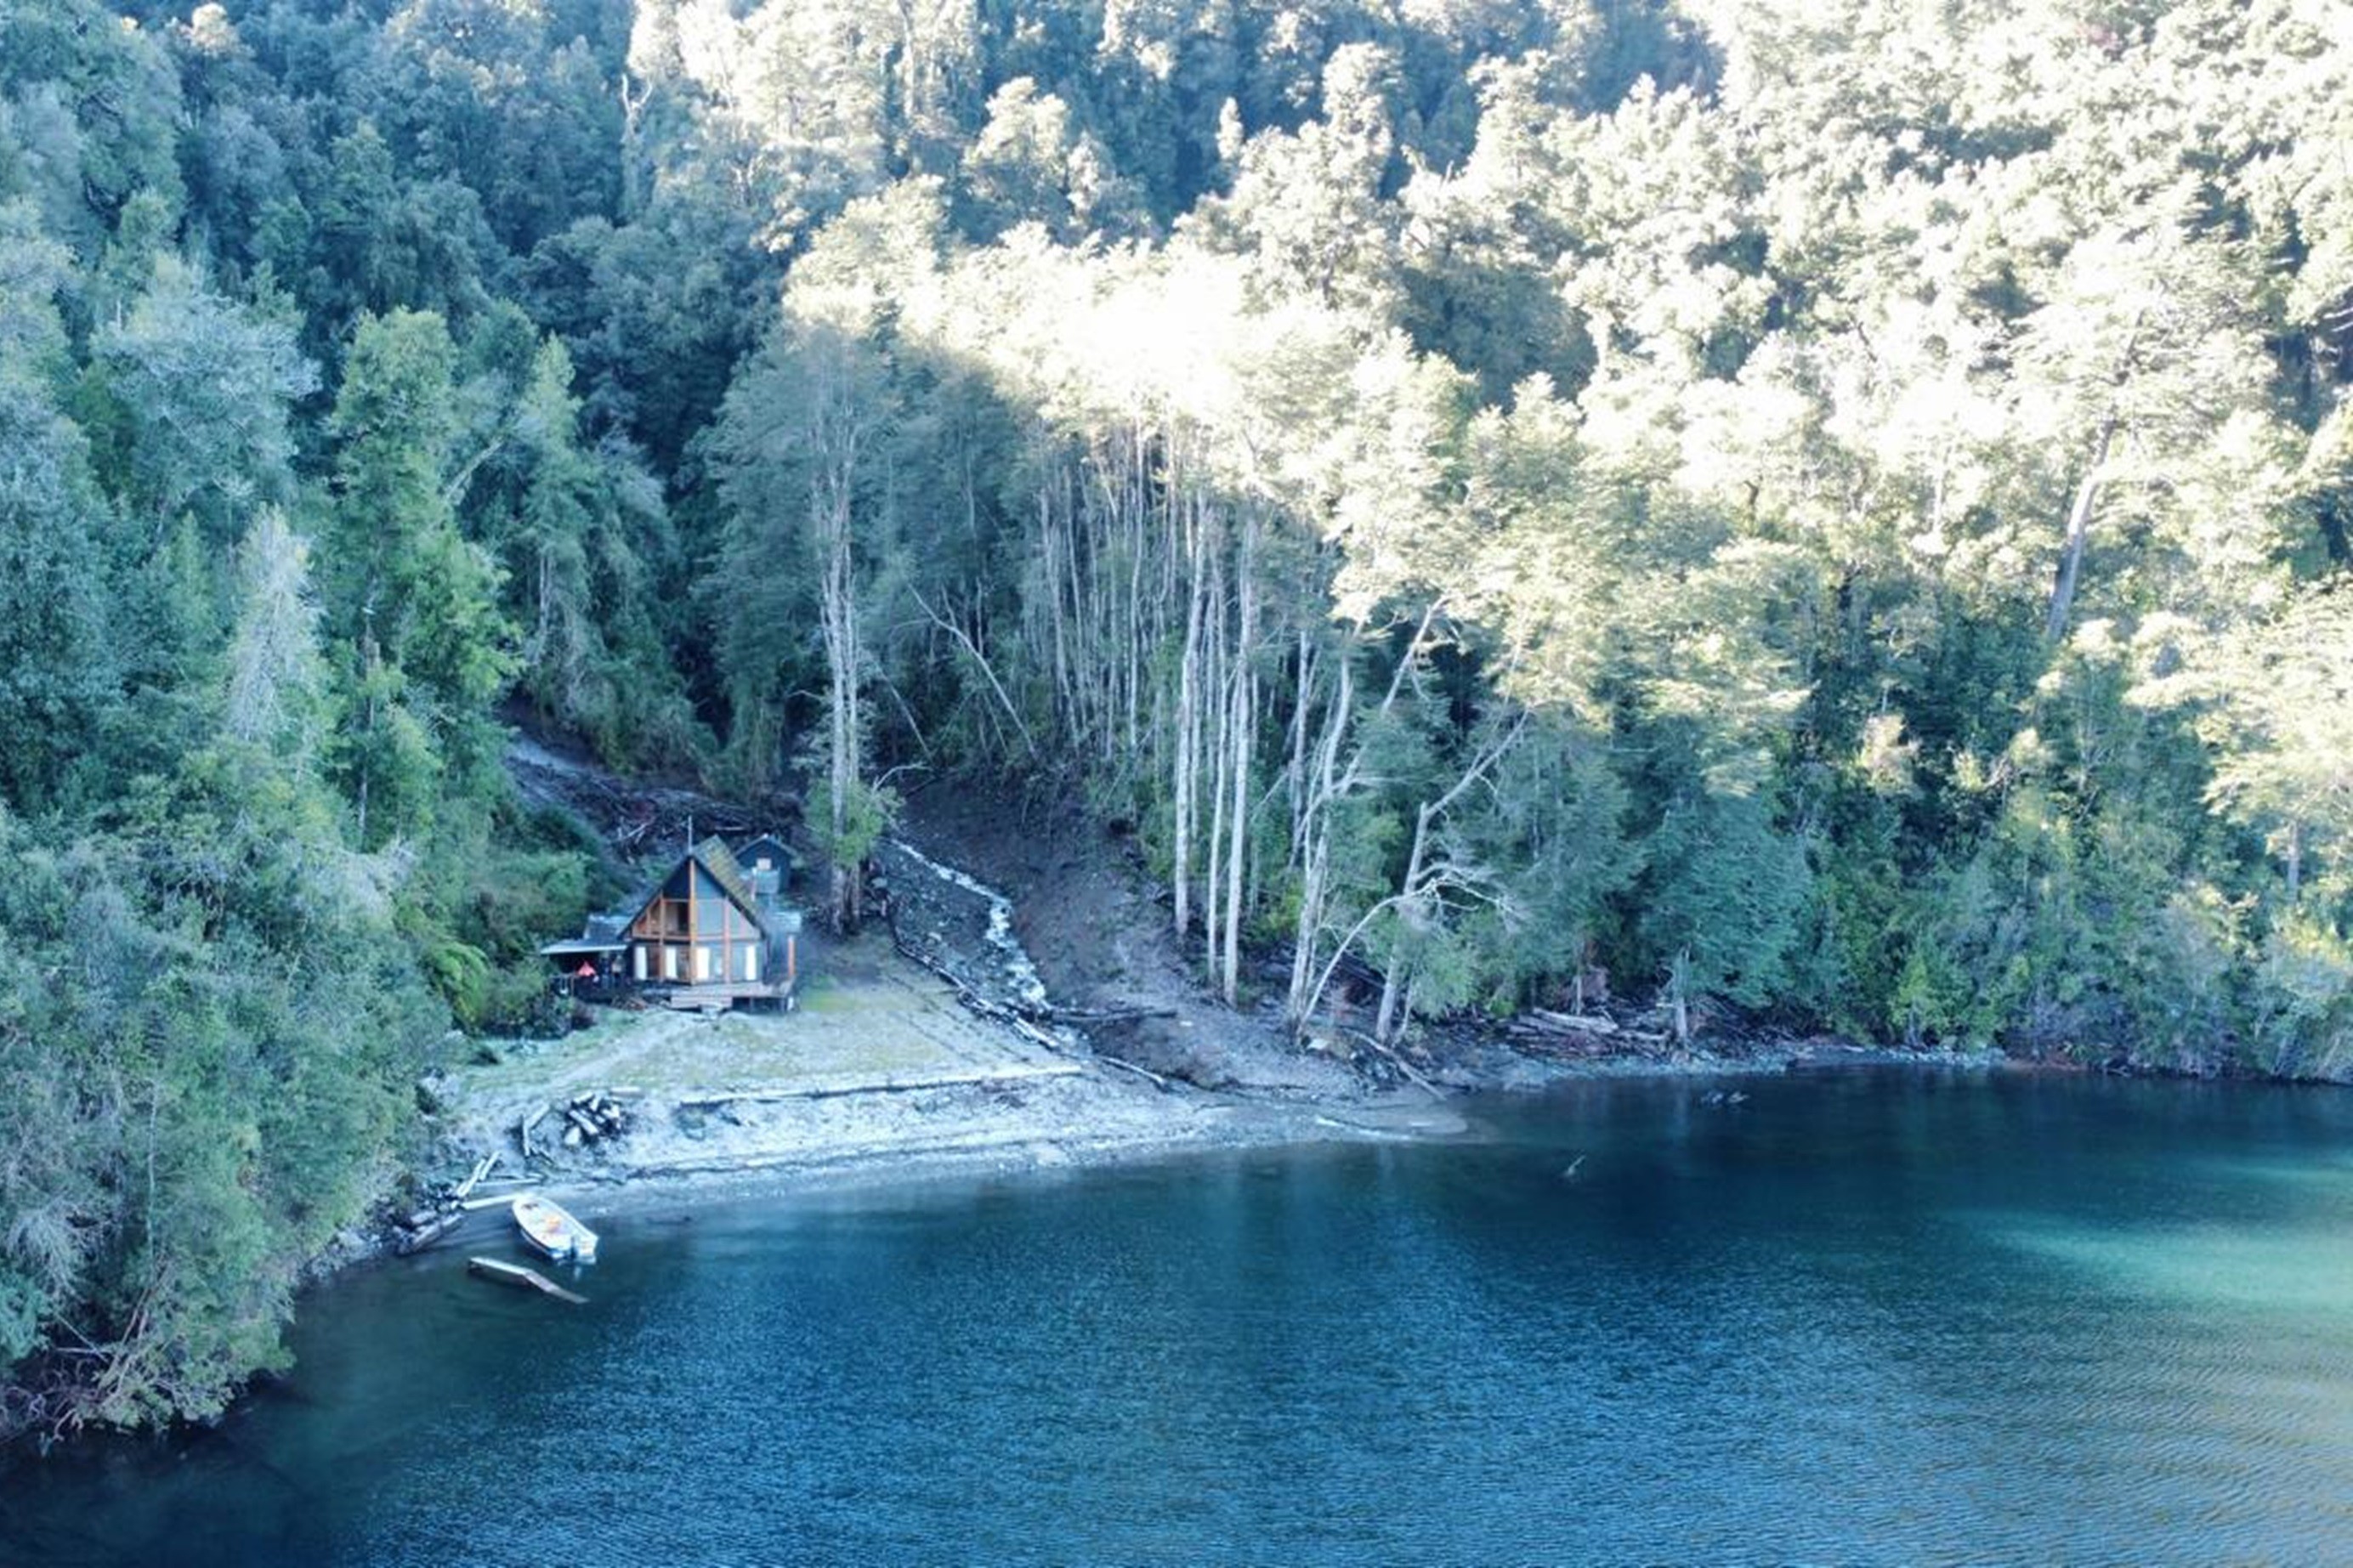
[8, 1067, 2353, 1565]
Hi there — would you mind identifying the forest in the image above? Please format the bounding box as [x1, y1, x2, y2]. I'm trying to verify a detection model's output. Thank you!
[2, 0, 2350, 1434]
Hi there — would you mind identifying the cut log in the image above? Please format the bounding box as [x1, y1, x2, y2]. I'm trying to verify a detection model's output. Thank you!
[566, 1107, 602, 1140]
[396, 1214, 460, 1254]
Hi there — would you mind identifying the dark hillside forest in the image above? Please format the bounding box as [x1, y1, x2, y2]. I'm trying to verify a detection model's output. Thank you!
[3, 0, 2351, 1432]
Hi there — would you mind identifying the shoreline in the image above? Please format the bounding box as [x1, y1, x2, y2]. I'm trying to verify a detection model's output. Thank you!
[530, 1084, 1466, 1226]
[48, 1026, 2148, 1457]
[363, 1027, 2005, 1274]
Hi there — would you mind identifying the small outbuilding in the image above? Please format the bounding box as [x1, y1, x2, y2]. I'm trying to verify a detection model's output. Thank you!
[735, 834, 794, 909]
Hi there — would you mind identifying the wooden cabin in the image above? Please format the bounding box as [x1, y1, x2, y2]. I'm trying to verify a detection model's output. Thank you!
[623, 837, 766, 987]
[542, 835, 797, 1009]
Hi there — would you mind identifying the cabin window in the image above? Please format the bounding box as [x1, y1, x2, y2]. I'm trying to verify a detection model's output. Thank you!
[744, 946, 760, 982]
[662, 946, 679, 981]
[696, 946, 715, 982]
[754, 856, 772, 871]
[632, 946, 648, 982]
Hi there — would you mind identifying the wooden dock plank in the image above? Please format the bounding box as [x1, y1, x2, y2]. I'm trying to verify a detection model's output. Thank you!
[467, 1256, 587, 1305]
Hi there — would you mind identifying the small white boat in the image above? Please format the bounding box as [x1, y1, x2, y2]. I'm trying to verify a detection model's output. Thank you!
[512, 1193, 598, 1263]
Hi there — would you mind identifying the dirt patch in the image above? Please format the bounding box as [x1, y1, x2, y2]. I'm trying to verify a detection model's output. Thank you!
[892, 777, 1362, 1099]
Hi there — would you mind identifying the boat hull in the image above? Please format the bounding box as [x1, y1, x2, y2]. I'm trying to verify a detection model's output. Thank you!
[512, 1195, 599, 1264]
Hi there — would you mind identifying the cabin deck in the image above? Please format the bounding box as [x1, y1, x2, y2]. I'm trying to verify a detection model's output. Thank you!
[663, 980, 794, 1011]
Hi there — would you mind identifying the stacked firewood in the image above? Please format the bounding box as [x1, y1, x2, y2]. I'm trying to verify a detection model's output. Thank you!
[519, 1089, 638, 1158]
[562, 1090, 631, 1147]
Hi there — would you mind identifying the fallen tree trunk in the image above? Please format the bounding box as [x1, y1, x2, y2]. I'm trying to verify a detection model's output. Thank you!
[675, 1062, 1085, 1108]
[1047, 1005, 1179, 1024]
[1347, 1027, 1447, 1103]
[1096, 1054, 1174, 1091]
[1528, 1009, 1617, 1035]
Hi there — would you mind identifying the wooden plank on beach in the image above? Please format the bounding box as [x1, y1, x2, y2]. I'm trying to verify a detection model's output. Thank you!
[467, 1256, 587, 1305]
[519, 1102, 551, 1161]
[675, 1061, 1083, 1109]
[453, 1152, 498, 1200]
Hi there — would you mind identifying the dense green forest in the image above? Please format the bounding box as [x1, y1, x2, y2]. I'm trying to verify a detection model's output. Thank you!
[3, 0, 2350, 1433]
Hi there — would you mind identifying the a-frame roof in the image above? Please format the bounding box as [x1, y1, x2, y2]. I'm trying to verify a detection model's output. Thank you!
[615, 838, 766, 936]
[693, 836, 760, 919]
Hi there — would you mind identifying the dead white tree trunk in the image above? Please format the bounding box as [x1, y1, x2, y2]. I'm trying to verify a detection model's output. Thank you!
[1172, 484, 1210, 940]
[2044, 417, 2118, 643]
[1218, 512, 1260, 1003]
[1283, 600, 1445, 1030]
[1371, 711, 1528, 1044]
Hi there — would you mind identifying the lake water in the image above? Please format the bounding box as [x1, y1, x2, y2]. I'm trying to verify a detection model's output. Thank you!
[9, 1067, 2353, 1565]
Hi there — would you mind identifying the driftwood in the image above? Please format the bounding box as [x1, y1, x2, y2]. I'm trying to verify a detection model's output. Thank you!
[1010, 1017, 1067, 1055]
[1095, 1054, 1174, 1091]
[1507, 1009, 1670, 1053]
[1047, 1005, 1179, 1025]
[1530, 1009, 1617, 1035]
[519, 1103, 552, 1161]
[392, 1148, 513, 1252]
[676, 1062, 1083, 1109]
[1347, 1028, 1447, 1103]
[467, 1256, 587, 1305]
[452, 1152, 498, 1201]
[395, 1213, 461, 1254]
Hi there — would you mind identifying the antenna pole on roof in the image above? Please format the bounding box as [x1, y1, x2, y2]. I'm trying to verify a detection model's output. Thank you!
[687, 813, 694, 854]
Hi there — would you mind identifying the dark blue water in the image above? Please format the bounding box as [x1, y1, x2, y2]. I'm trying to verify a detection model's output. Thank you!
[9, 1068, 2353, 1565]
